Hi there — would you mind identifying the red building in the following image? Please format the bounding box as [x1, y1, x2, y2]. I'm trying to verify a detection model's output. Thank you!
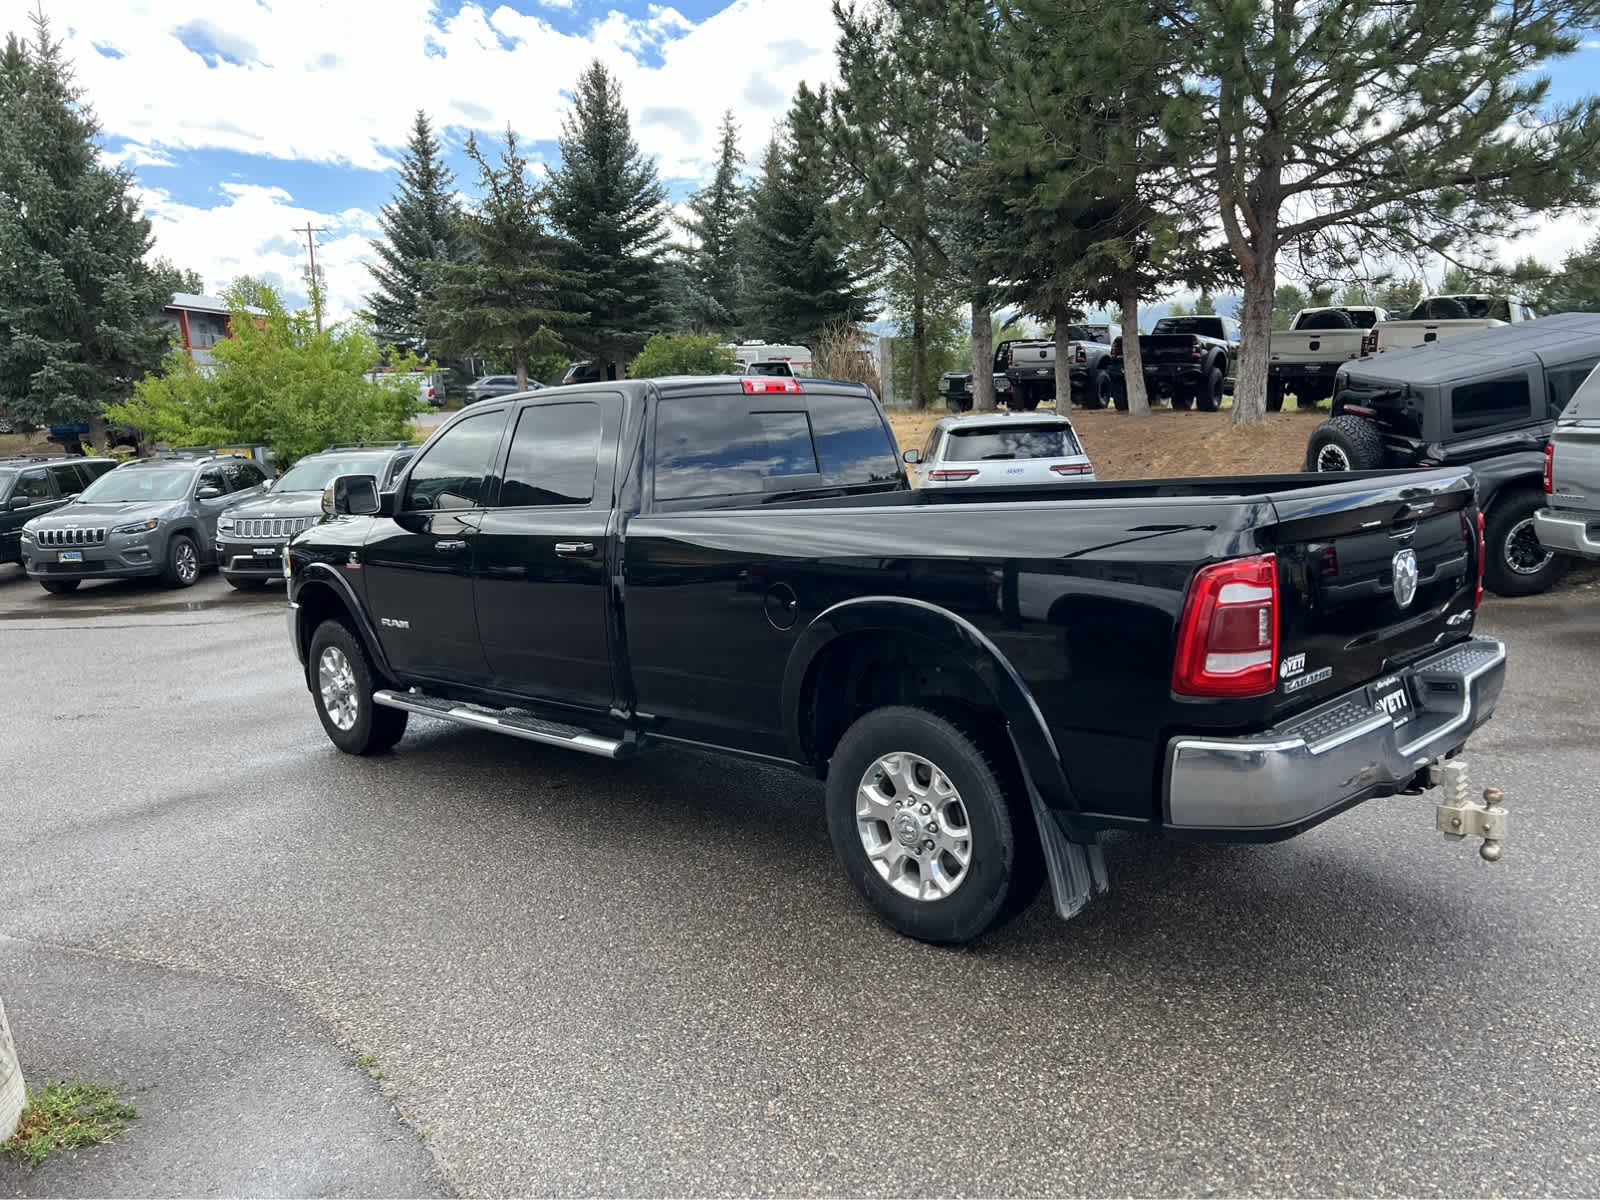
[160, 293, 265, 368]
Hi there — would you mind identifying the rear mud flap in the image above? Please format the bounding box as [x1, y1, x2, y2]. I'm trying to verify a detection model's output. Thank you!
[1010, 730, 1109, 920]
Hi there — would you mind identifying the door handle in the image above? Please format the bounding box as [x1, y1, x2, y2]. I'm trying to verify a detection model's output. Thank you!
[554, 541, 596, 557]
[434, 539, 468, 552]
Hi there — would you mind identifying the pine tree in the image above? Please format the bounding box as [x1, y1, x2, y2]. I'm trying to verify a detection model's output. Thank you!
[1186, 0, 1600, 425]
[366, 111, 465, 361]
[424, 129, 585, 390]
[547, 61, 670, 373]
[742, 86, 873, 345]
[677, 111, 746, 335]
[0, 14, 172, 438]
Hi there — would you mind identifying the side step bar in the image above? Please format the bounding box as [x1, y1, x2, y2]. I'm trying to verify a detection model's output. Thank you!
[373, 689, 631, 759]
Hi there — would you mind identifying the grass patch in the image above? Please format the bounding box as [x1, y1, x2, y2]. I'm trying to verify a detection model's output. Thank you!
[3, 1080, 137, 1171]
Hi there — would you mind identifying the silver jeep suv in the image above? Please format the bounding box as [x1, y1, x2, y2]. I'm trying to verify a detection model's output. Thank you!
[20, 454, 269, 593]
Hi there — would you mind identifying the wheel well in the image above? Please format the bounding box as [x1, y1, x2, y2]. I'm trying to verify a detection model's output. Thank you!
[1481, 474, 1542, 515]
[799, 630, 1009, 775]
[294, 581, 360, 669]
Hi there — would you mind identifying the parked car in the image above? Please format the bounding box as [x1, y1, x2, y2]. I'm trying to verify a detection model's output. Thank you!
[1305, 311, 1600, 595]
[1373, 294, 1538, 355]
[727, 342, 813, 376]
[1533, 363, 1600, 563]
[1065, 322, 1122, 409]
[1109, 315, 1241, 411]
[560, 361, 606, 385]
[286, 375, 1507, 945]
[1267, 306, 1390, 410]
[742, 360, 797, 378]
[20, 454, 269, 592]
[903, 413, 1095, 488]
[1000, 338, 1059, 411]
[465, 375, 537, 404]
[0, 456, 117, 564]
[215, 443, 417, 590]
[938, 343, 1013, 412]
[364, 371, 443, 408]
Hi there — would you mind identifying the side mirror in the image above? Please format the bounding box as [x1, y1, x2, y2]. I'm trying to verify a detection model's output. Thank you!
[323, 473, 380, 516]
[902, 449, 921, 465]
[9, 496, 31, 510]
[196, 486, 223, 500]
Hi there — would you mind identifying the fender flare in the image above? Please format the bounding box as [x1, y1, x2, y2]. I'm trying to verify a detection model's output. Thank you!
[1468, 452, 1546, 512]
[780, 596, 1082, 825]
[292, 562, 397, 684]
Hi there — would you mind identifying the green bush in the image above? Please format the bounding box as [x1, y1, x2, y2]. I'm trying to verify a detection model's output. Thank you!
[626, 333, 738, 379]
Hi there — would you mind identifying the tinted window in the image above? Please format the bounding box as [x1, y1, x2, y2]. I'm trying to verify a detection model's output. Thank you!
[275, 454, 390, 492]
[382, 451, 414, 488]
[197, 469, 228, 495]
[1152, 317, 1226, 338]
[808, 394, 901, 482]
[223, 460, 266, 490]
[655, 399, 819, 501]
[1546, 364, 1598, 419]
[47, 463, 87, 494]
[945, 423, 1082, 461]
[14, 470, 53, 502]
[1452, 377, 1532, 434]
[403, 413, 503, 510]
[499, 403, 603, 507]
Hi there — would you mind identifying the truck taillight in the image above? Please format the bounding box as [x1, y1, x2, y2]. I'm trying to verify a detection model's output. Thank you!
[1110, 338, 1122, 360]
[1476, 511, 1486, 608]
[1361, 329, 1378, 356]
[741, 377, 803, 394]
[1190, 340, 1203, 361]
[1543, 442, 1554, 495]
[1075, 346, 1087, 364]
[1172, 554, 1279, 698]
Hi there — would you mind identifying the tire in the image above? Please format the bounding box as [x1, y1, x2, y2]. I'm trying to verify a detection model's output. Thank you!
[1082, 369, 1111, 410]
[1304, 415, 1384, 472]
[160, 532, 201, 588]
[1266, 377, 1285, 412]
[308, 619, 409, 755]
[39, 578, 80, 594]
[1010, 383, 1041, 412]
[1413, 296, 1470, 320]
[944, 394, 972, 413]
[824, 705, 1042, 945]
[1483, 487, 1568, 597]
[1297, 308, 1355, 330]
[1196, 366, 1223, 412]
[1295, 381, 1330, 409]
[1170, 388, 1195, 411]
[1112, 377, 1128, 411]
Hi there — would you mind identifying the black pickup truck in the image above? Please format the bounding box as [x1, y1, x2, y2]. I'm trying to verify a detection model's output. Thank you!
[286, 375, 1508, 944]
[1111, 315, 1241, 410]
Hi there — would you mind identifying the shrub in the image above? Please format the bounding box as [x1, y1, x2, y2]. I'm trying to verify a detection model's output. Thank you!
[626, 333, 738, 379]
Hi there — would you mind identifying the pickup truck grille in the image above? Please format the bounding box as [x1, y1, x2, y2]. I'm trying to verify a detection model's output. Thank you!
[36, 526, 107, 546]
[234, 517, 315, 540]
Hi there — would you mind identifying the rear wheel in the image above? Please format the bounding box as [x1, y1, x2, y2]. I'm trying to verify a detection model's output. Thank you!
[308, 619, 408, 755]
[1484, 487, 1568, 597]
[1111, 377, 1129, 411]
[1266, 377, 1285, 412]
[160, 533, 200, 588]
[39, 578, 80, 594]
[1082, 369, 1111, 410]
[1010, 383, 1041, 412]
[1170, 388, 1195, 411]
[1196, 366, 1224, 412]
[1305, 415, 1384, 472]
[825, 706, 1042, 944]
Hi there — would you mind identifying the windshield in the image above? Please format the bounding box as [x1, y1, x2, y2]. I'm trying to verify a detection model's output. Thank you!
[274, 455, 388, 492]
[945, 424, 1083, 461]
[1153, 317, 1224, 337]
[78, 468, 192, 503]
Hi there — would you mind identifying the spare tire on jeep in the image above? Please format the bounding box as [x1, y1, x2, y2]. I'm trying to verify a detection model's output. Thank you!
[1305, 415, 1385, 472]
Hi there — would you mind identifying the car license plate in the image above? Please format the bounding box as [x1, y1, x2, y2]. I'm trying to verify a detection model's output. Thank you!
[57, 550, 82, 563]
[253, 546, 277, 557]
[1368, 674, 1414, 726]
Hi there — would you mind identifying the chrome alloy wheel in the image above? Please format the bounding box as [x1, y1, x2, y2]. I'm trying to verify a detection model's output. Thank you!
[856, 752, 974, 901]
[317, 645, 359, 731]
[1316, 443, 1352, 472]
[1503, 516, 1554, 576]
[175, 539, 199, 583]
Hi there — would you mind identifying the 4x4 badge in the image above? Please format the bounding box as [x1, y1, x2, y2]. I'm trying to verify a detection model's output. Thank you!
[1392, 548, 1418, 609]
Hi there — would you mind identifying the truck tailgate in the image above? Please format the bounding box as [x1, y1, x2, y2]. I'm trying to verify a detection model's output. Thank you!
[1140, 335, 1200, 365]
[1269, 329, 1365, 364]
[1264, 469, 1479, 714]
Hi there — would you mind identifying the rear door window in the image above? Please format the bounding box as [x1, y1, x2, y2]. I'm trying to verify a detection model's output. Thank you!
[14, 469, 55, 504]
[1451, 376, 1534, 434]
[1547, 364, 1599, 419]
[655, 399, 818, 501]
[497, 402, 605, 507]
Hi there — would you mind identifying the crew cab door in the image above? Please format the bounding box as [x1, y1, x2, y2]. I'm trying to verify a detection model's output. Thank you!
[364, 408, 507, 683]
[473, 393, 623, 711]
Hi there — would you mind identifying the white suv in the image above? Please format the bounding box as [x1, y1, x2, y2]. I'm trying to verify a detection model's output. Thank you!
[901, 413, 1096, 489]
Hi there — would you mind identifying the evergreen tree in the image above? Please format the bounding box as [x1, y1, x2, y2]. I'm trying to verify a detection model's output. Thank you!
[366, 110, 466, 361]
[743, 87, 873, 345]
[547, 61, 670, 374]
[677, 111, 746, 335]
[1184, 0, 1600, 425]
[0, 14, 172, 439]
[425, 129, 585, 390]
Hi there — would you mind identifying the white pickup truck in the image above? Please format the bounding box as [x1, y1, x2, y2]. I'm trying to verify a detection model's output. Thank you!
[1374, 294, 1538, 354]
[1267, 306, 1390, 410]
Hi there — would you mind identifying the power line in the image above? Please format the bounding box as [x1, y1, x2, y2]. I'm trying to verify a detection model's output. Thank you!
[293, 222, 329, 333]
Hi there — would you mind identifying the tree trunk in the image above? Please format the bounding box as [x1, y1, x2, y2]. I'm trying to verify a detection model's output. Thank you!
[1053, 311, 1071, 413]
[87, 414, 108, 452]
[1119, 272, 1151, 418]
[515, 352, 528, 392]
[912, 284, 927, 411]
[971, 300, 996, 412]
[1231, 250, 1277, 426]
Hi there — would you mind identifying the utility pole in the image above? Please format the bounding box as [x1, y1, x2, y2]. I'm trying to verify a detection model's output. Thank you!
[294, 222, 328, 332]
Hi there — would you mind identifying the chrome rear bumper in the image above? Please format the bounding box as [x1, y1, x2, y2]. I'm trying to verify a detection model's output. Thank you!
[1164, 636, 1506, 836]
[1533, 507, 1600, 560]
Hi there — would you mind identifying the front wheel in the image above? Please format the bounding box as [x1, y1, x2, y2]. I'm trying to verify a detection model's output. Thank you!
[1196, 366, 1223, 412]
[824, 706, 1042, 944]
[1484, 487, 1568, 597]
[1266, 377, 1285, 413]
[39, 578, 81, 594]
[308, 619, 409, 754]
[160, 533, 201, 588]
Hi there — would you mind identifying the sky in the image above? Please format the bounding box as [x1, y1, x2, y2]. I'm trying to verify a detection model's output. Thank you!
[9, 0, 1600, 326]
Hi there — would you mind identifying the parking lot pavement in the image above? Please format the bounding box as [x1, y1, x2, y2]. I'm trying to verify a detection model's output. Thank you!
[1, 561, 1598, 1197]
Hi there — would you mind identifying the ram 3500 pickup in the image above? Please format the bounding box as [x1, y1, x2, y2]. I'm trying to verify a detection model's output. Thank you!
[286, 375, 1509, 944]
